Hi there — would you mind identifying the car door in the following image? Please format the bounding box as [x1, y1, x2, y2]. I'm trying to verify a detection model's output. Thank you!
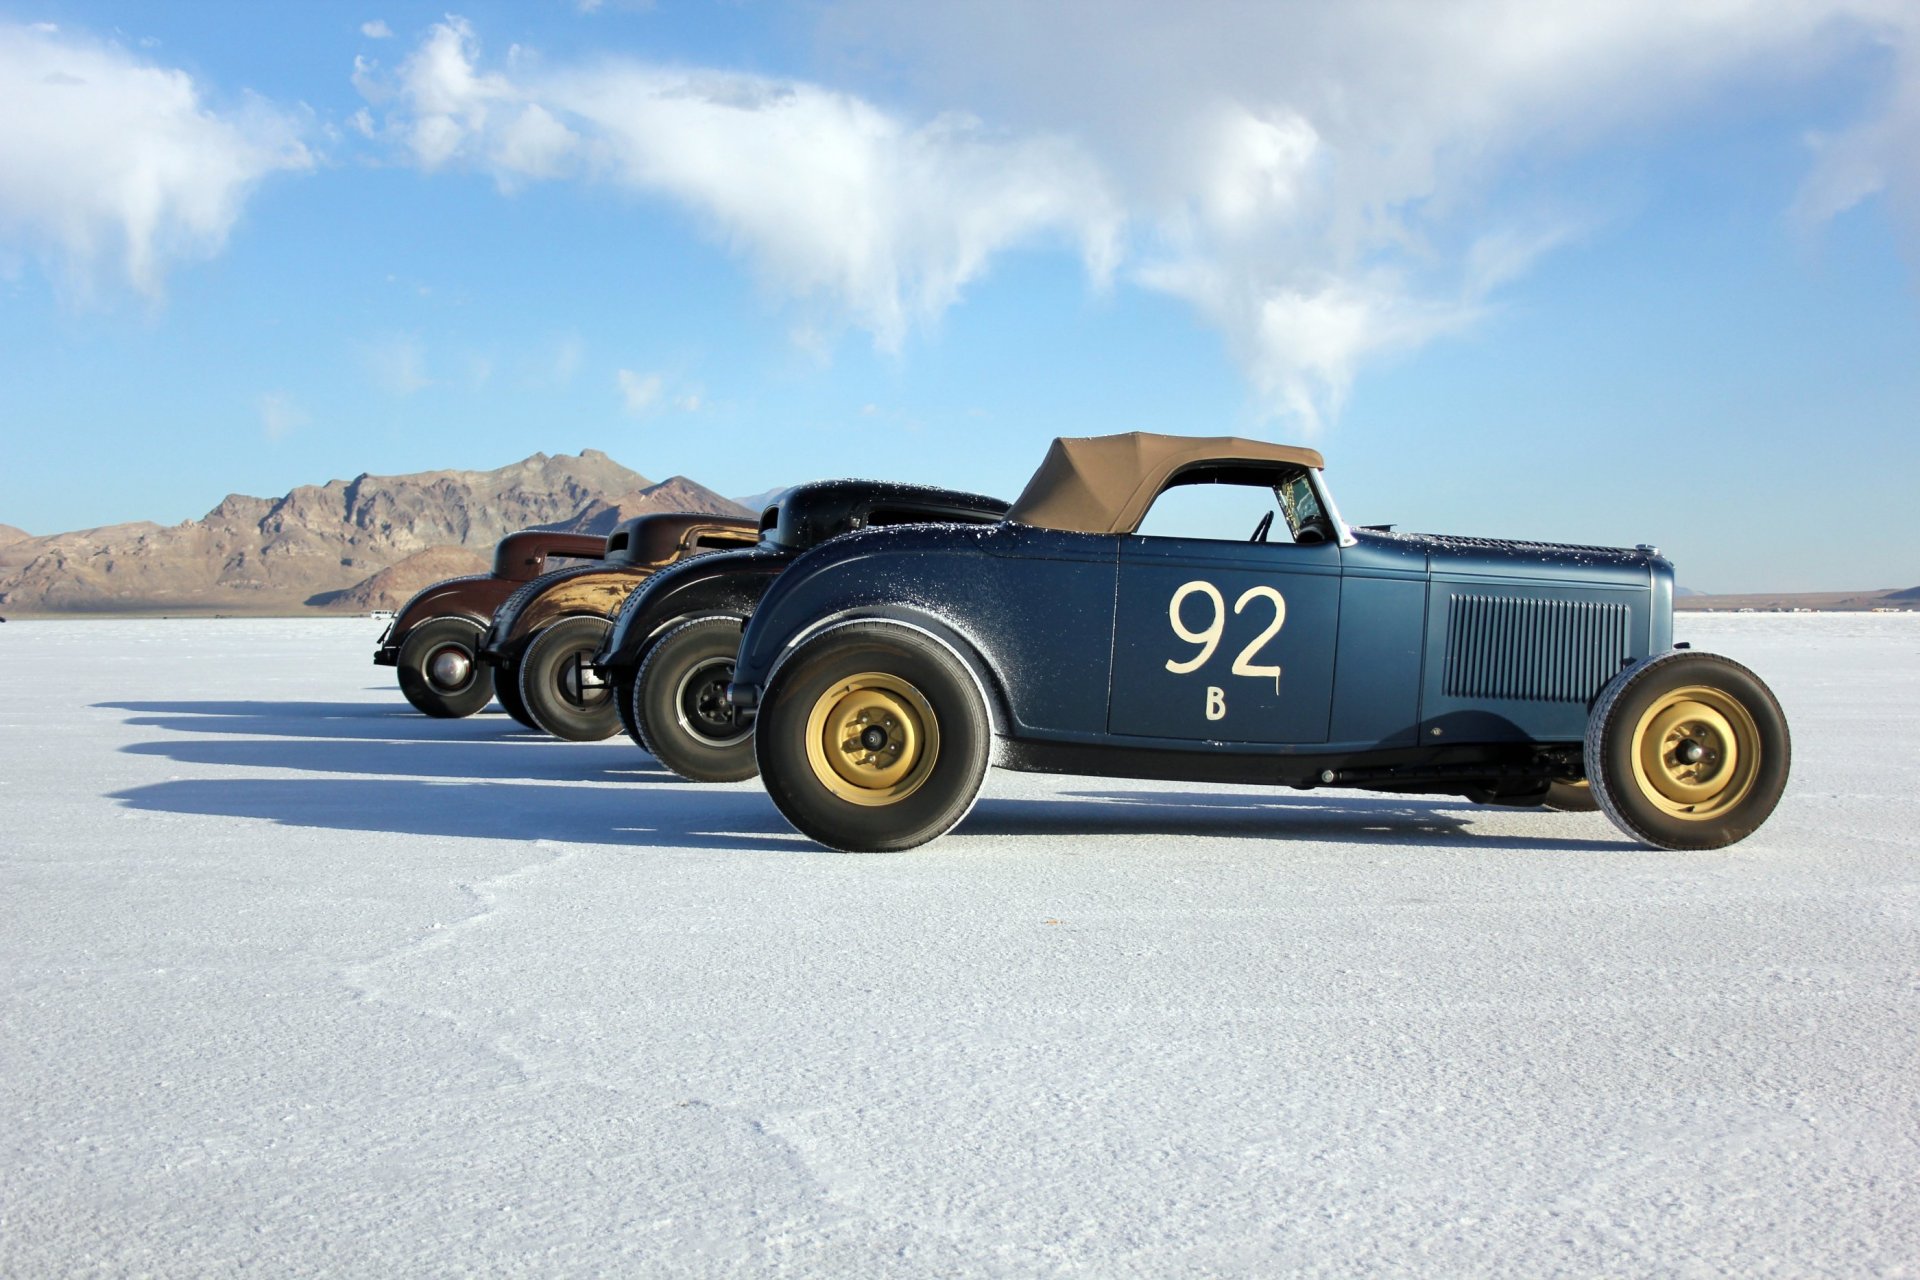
[1107, 533, 1341, 744]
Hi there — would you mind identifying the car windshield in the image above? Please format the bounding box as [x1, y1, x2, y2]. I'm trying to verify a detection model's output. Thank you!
[1276, 472, 1324, 538]
[1133, 466, 1325, 545]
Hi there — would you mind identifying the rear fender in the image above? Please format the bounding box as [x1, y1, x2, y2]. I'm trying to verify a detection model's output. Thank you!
[503, 568, 647, 647]
[763, 606, 1010, 748]
[386, 574, 500, 646]
[598, 556, 783, 671]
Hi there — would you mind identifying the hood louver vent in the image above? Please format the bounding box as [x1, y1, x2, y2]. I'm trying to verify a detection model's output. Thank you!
[1444, 594, 1630, 703]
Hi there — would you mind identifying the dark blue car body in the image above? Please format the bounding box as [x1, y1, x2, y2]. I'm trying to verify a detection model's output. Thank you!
[730, 433, 1786, 854]
[732, 520, 1670, 791]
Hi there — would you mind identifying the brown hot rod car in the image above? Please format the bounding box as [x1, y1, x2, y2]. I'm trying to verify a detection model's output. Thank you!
[478, 511, 760, 739]
[375, 528, 609, 718]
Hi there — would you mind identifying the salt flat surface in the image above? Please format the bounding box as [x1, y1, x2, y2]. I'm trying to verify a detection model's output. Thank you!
[2, 614, 1915, 1277]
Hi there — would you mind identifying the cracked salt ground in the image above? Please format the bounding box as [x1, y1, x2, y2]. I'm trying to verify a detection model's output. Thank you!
[2, 614, 1917, 1275]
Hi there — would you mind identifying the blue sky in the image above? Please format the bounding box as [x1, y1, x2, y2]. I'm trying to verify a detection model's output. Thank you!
[1, 2, 1915, 592]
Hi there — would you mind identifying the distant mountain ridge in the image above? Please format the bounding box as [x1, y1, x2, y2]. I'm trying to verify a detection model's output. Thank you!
[543, 476, 755, 537]
[0, 451, 749, 615]
[1676, 587, 1919, 612]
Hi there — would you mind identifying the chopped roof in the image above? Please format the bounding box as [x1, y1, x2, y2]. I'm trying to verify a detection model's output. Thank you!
[608, 512, 759, 568]
[1006, 433, 1325, 535]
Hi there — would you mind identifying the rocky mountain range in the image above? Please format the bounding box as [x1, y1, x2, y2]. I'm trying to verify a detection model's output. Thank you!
[0, 452, 751, 615]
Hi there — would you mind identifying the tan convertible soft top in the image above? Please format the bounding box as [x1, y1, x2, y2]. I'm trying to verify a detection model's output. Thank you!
[1005, 433, 1325, 535]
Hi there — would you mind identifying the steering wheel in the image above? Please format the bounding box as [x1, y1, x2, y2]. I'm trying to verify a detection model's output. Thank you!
[1294, 519, 1329, 546]
[1249, 511, 1274, 544]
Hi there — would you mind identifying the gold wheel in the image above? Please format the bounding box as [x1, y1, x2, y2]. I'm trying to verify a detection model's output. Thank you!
[1628, 685, 1761, 821]
[803, 672, 940, 807]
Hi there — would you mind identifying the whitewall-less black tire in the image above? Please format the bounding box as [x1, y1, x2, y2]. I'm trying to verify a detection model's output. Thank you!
[634, 616, 757, 782]
[518, 617, 622, 741]
[1585, 649, 1790, 850]
[755, 622, 991, 852]
[395, 617, 495, 719]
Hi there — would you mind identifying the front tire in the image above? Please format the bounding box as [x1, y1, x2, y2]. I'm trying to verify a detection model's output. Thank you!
[1586, 650, 1790, 850]
[518, 617, 621, 741]
[395, 617, 494, 718]
[755, 622, 990, 852]
[613, 671, 644, 747]
[634, 616, 756, 782]
[493, 659, 539, 729]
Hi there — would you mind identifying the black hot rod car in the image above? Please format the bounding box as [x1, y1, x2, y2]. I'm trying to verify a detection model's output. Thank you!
[591, 480, 1009, 781]
[476, 512, 758, 739]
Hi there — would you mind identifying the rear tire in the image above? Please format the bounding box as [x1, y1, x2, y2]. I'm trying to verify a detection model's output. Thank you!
[755, 622, 990, 852]
[519, 617, 621, 741]
[1542, 780, 1599, 813]
[613, 671, 644, 747]
[634, 616, 756, 782]
[1586, 650, 1790, 850]
[493, 659, 539, 729]
[395, 617, 494, 718]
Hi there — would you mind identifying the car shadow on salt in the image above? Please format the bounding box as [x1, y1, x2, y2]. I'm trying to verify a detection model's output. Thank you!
[109, 776, 803, 852]
[966, 789, 1622, 852]
[102, 698, 670, 782]
[119, 735, 670, 784]
[96, 699, 551, 743]
[99, 700, 1620, 853]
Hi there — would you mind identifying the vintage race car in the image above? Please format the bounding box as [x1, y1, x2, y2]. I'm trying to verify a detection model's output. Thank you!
[727, 433, 1791, 853]
[478, 511, 758, 739]
[374, 528, 608, 718]
[589, 481, 1009, 781]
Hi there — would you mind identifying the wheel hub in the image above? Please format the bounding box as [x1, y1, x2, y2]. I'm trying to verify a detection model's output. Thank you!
[426, 645, 474, 691]
[1630, 685, 1761, 819]
[673, 657, 752, 746]
[560, 651, 608, 708]
[804, 673, 940, 806]
[692, 677, 735, 730]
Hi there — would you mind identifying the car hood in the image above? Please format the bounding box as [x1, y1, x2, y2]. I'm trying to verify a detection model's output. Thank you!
[1352, 527, 1655, 570]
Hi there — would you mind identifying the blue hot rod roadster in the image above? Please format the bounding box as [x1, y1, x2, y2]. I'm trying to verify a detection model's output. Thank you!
[725, 432, 1790, 853]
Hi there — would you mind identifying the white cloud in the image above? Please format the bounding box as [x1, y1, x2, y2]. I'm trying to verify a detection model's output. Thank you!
[361, 20, 393, 40]
[818, 0, 1920, 425]
[258, 392, 307, 440]
[616, 368, 662, 415]
[353, 6, 1920, 428]
[0, 21, 311, 299]
[1794, 8, 1920, 238]
[366, 334, 430, 394]
[616, 368, 706, 416]
[356, 18, 1122, 350]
